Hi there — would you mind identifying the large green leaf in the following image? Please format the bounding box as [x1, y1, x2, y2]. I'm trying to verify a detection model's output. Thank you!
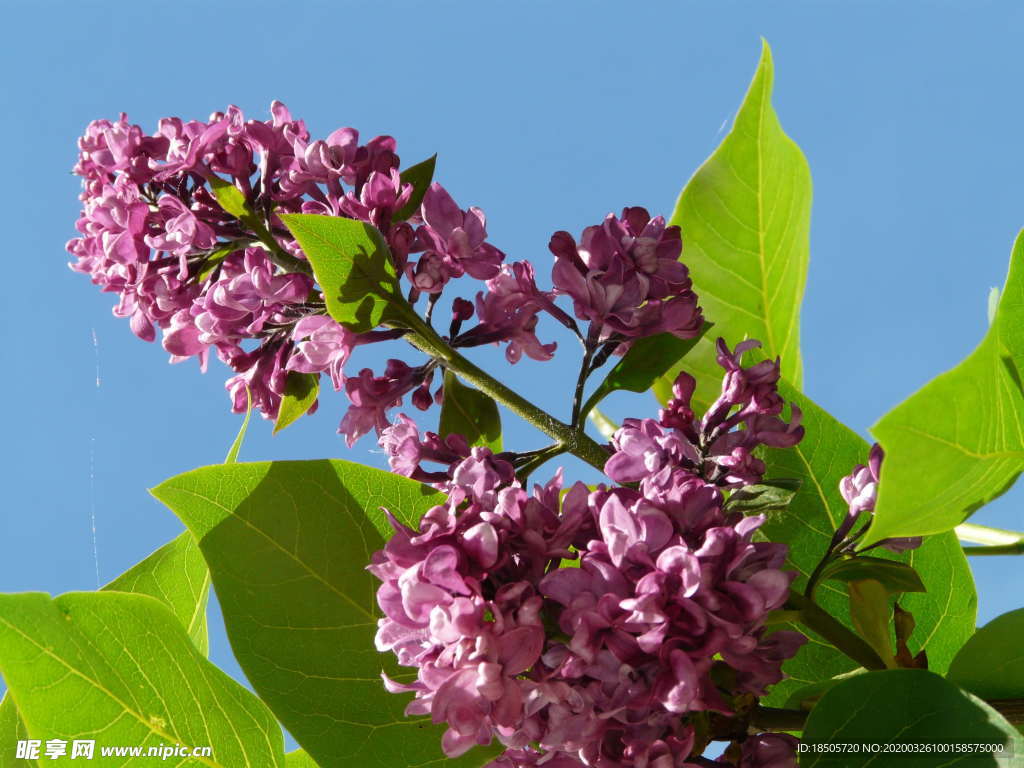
[440, 369, 502, 451]
[0, 592, 283, 767]
[152, 460, 502, 768]
[948, 608, 1024, 701]
[750, 385, 976, 705]
[0, 532, 210, 767]
[801, 670, 1024, 767]
[281, 214, 404, 333]
[654, 41, 811, 413]
[867, 230, 1024, 544]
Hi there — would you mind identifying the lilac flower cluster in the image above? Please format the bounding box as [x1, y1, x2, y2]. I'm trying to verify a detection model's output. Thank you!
[371, 339, 806, 767]
[67, 104, 554, 439]
[69, 106, 711, 447]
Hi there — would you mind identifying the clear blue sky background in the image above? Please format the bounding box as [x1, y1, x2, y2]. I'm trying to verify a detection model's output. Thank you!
[2, 0, 1022, 750]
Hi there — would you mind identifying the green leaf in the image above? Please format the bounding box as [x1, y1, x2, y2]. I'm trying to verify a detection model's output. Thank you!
[948, 608, 1024, 700]
[654, 41, 811, 413]
[281, 214, 403, 333]
[801, 670, 1024, 766]
[821, 556, 926, 595]
[196, 243, 239, 283]
[867, 230, 1024, 544]
[285, 750, 320, 768]
[274, 372, 319, 435]
[152, 460, 502, 768]
[723, 478, 800, 516]
[0, 592, 284, 767]
[208, 175, 254, 220]
[782, 667, 866, 710]
[393, 155, 437, 222]
[104, 532, 211, 655]
[0, 532, 211, 766]
[440, 369, 502, 451]
[740, 383, 976, 705]
[225, 385, 252, 464]
[582, 326, 709, 418]
[848, 579, 897, 669]
[0, 691, 33, 768]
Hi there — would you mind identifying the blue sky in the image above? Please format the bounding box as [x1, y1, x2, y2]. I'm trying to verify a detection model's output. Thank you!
[2, 0, 1022, 748]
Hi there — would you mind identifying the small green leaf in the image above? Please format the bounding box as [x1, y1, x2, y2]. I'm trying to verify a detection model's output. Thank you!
[281, 214, 404, 333]
[723, 478, 800, 516]
[0, 592, 284, 767]
[654, 41, 812, 413]
[821, 556, 926, 595]
[208, 175, 254, 220]
[274, 372, 319, 434]
[848, 579, 897, 668]
[440, 369, 502, 451]
[867, 230, 1024, 544]
[582, 326, 710, 418]
[393, 154, 437, 222]
[196, 243, 239, 283]
[152, 459, 501, 767]
[948, 608, 1024, 700]
[801, 670, 1024, 766]
[225, 384, 251, 463]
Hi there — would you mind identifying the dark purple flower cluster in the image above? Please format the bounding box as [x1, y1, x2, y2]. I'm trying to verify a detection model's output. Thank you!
[606, 339, 804, 490]
[550, 208, 703, 346]
[371, 341, 805, 767]
[68, 104, 556, 439]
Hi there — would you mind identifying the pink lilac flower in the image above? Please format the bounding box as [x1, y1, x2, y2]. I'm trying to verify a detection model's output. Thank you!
[379, 414, 470, 483]
[837, 444, 922, 553]
[549, 207, 703, 344]
[370, 343, 807, 767]
[606, 339, 804, 491]
[339, 361, 433, 446]
[68, 104, 507, 430]
[720, 733, 799, 768]
[408, 183, 505, 292]
[455, 262, 557, 364]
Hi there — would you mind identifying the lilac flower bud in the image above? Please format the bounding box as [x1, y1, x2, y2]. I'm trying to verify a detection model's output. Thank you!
[837, 444, 922, 552]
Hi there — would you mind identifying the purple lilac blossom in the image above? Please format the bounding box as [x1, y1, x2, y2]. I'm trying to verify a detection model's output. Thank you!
[837, 443, 923, 553]
[549, 207, 703, 346]
[68, 103, 512, 438]
[605, 339, 804, 490]
[369, 342, 806, 767]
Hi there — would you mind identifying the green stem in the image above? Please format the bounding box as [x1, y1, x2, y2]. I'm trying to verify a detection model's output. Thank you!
[402, 322, 610, 474]
[956, 522, 1024, 546]
[962, 542, 1024, 556]
[786, 590, 887, 671]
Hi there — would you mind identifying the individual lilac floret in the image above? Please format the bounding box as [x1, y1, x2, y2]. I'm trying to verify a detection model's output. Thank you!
[455, 262, 557, 364]
[549, 207, 703, 344]
[407, 183, 505, 292]
[606, 339, 804, 491]
[379, 414, 470, 483]
[837, 443, 922, 553]
[371, 426, 805, 766]
[339, 361, 433, 447]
